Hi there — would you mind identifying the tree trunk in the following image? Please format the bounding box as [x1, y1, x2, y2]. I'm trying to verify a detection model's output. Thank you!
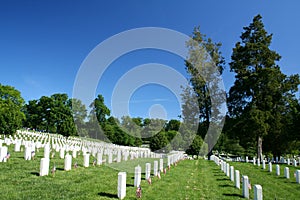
[257, 136, 263, 161]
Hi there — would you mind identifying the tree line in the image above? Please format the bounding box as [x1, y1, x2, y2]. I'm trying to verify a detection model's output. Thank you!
[1, 14, 300, 158]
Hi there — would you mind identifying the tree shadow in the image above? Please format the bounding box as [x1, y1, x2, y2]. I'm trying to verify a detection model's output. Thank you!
[98, 192, 118, 198]
[126, 183, 134, 187]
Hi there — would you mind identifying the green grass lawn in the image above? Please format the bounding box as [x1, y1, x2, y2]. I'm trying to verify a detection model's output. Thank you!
[229, 161, 300, 200]
[0, 144, 300, 199]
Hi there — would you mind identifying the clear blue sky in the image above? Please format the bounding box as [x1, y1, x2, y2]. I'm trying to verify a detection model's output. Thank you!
[1, 1, 299, 120]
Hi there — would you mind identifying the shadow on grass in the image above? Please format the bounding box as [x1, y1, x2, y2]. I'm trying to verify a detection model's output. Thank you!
[30, 172, 39, 176]
[216, 178, 228, 181]
[98, 192, 118, 198]
[219, 184, 235, 188]
[126, 183, 134, 187]
[214, 174, 225, 177]
[223, 193, 244, 197]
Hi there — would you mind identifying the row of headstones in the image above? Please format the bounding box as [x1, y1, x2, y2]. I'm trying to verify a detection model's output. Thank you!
[13, 131, 158, 163]
[15, 131, 159, 162]
[210, 155, 263, 200]
[118, 153, 185, 199]
[251, 158, 300, 184]
[245, 156, 299, 167]
[40, 148, 164, 176]
[40, 153, 92, 176]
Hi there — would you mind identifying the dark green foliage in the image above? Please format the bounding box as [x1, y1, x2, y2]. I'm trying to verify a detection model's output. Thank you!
[0, 84, 25, 134]
[24, 93, 77, 136]
[149, 131, 171, 152]
[227, 14, 300, 158]
[186, 135, 204, 157]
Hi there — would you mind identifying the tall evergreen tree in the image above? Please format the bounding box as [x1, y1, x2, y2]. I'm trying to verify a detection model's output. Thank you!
[228, 15, 300, 159]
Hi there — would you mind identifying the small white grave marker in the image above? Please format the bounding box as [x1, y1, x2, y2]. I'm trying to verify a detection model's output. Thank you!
[64, 154, 72, 171]
[284, 167, 289, 179]
[117, 172, 126, 199]
[160, 158, 164, 172]
[145, 163, 151, 180]
[230, 166, 234, 182]
[242, 175, 249, 199]
[60, 148, 65, 159]
[134, 165, 141, 187]
[226, 163, 230, 177]
[97, 152, 103, 165]
[235, 170, 240, 189]
[296, 170, 300, 184]
[276, 164, 280, 176]
[83, 153, 90, 167]
[254, 184, 263, 200]
[39, 158, 50, 176]
[0, 146, 8, 162]
[262, 160, 266, 169]
[153, 161, 158, 176]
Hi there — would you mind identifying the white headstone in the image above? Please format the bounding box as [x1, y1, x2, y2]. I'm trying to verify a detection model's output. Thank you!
[254, 185, 263, 200]
[64, 154, 72, 171]
[284, 167, 289, 179]
[245, 156, 248, 163]
[296, 170, 300, 184]
[257, 158, 260, 166]
[83, 153, 90, 167]
[235, 170, 240, 189]
[145, 163, 151, 180]
[294, 159, 297, 167]
[134, 165, 141, 187]
[230, 166, 234, 182]
[117, 172, 126, 199]
[0, 146, 8, 162]
[242, 175, 249, 199]
[44, 143, 50, 159]
[14, 141, 21, 152]
[226, 163, 230, 177]
[268, 162, 272, 172]
[160, 158, 164, 172]
[287, 158, 290, 165]
[276, 164, 280, 176]
[117, 150, 121, 163]
[262, 160, 266, 169]
[97, 151, 103, 165]
[59, 148, 65, 159]
[72, 150, 77, 158]
[39, 158, 50, 176]
[253, 157, 256, 165]
[108, 152, 113, 164]
[24, 146, 31, 160]
[154, 161, 158, 176]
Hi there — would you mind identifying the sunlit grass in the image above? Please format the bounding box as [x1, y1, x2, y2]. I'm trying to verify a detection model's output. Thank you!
[1, 144, 300, 199]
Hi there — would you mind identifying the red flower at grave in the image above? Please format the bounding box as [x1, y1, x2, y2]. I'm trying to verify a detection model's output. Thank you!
[136, 185, 142, 198]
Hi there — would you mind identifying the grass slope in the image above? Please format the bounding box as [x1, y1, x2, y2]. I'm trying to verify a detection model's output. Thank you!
[0, 144, 299, 199]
